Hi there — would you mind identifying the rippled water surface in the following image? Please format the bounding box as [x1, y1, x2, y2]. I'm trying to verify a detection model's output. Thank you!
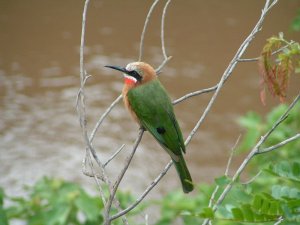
[1, 0, 299, 199]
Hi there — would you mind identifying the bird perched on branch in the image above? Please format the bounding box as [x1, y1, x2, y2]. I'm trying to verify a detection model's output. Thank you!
[105, 62, 193, 193]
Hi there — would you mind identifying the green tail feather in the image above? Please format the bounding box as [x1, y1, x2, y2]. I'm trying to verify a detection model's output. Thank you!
[173, 155, 194, 193]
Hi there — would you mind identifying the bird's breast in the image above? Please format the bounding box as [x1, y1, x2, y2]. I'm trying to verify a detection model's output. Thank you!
[122, 85, 141, 125]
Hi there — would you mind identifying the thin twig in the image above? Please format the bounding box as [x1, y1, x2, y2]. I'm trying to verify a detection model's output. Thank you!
[225, 135, 241, 176]
[274, 216, 284, 225]
[173, 85, 218, 105]
[161, 0, 171, 59]
[90, 94, 122, 143]
[256, 94, 299, 147]
[208, 135, 240, 208]
[85, 148, 107, 205]
[82, 150, 105, 181]
[139, 0, 160, 61]
[103, 144, 126, 167]
[238, 42, 294, 62]
[257, 133, 300, 154]
[155, 0, 173, 73]
[155, 55, 172, 73]
[242, 171, 262, 185]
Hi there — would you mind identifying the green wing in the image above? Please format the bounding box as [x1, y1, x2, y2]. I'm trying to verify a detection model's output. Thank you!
[127, 79, 185, 161]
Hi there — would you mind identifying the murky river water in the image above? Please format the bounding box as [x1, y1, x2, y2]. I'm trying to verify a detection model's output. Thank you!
[0, 0, 299, 203]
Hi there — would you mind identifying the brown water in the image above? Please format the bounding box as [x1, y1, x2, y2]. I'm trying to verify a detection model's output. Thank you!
[1, 0, 299, 202]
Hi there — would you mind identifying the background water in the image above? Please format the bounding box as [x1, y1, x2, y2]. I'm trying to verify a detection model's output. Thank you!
[0, 0, 299, 201]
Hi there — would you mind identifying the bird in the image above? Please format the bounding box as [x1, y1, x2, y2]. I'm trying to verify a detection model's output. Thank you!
[105, 62, 193, 193]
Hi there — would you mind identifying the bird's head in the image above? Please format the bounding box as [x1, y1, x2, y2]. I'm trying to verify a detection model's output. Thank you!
[105, 62, 157, 87]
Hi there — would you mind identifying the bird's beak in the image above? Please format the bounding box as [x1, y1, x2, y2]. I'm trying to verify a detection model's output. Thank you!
[105, 65, 129, 74]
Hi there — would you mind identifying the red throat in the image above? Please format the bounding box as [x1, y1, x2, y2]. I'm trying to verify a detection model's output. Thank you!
[124, 77, 136, 86]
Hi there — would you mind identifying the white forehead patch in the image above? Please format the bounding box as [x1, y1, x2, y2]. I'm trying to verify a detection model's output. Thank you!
[125, 62, 139, 72]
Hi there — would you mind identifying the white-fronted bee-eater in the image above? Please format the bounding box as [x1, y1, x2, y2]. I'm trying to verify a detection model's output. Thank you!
[105, 62, 193, 193]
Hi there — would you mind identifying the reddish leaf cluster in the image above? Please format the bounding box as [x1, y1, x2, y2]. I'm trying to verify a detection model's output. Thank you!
[258, 36, 295, 105]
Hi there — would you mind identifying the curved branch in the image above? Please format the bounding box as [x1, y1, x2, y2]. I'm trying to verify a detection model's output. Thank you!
[161, 0, 171, 59]
[139, 0, 161, 61]
[90, 94, 122, 143]
[257, 133, 300, 154]
[173, 85, 218, 105]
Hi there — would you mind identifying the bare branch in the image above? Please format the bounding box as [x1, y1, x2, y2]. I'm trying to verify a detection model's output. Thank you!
[155, 55, 172, 73]
[173, 85, 218, 105]
[139, 0, 160, 61]
[225, 135, 241, 176]
[103, 144, 126, 167]
[242, 171, 262, 185]
[238, 42, 294, 62]
[85, 148, 107, 205]
[79, 1, 130, 224]
[82, 151, 105, 181]
[274, 216, 284, 225]
[257, 94, 300, 147]
[154, 0, 173, 73]
[208, 135, 240, 208]
[90, 94, 122, 143]
[257, 133, 300, 154]
[161, 0, 171, 59]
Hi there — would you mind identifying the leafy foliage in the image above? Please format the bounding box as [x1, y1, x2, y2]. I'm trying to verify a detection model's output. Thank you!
[258, 33, 300, 104]
[4, 177, 104, 225]
[1, 177, 144, 225]
[291, 9, 300, 32]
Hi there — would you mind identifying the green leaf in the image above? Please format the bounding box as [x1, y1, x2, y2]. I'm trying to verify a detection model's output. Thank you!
[231, 207, 244, 220]
[266, 161, 300, 182]
[0, 208, 8, 225]
[215, 175, 231, 186]
[272, 185, 300, 199]
[199, 207, 214, 219]
[291, 10, 300, 32]
[238, 112, 261, 128]
[241, 204, 254, 221]
[45, 203, 72, 225]
[75, 191, 103, 222]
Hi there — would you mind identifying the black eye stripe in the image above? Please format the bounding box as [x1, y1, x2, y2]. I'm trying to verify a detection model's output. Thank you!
[128, 70, 142, 81]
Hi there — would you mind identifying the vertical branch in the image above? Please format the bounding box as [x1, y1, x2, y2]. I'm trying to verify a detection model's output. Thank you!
[161, 0, 171, 59]
[78, 1, 129, 225]
[155, 0, 173, 73]
[139, 0, 161, 61]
